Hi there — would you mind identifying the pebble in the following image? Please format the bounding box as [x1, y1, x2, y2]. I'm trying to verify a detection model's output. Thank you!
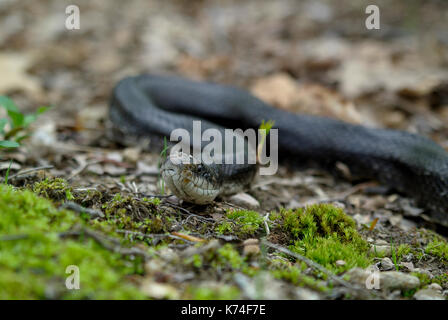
[234, 272, 289, 300]
[346, 268, 420, 291]
[428, 283, 443, 292]
[402, 253, 414, 262]
[399, 261, 414, 272]
[335, 260, 346, 267]
[295, 287, 321, 300]
[123, 147, 141, 163]
[380, 257, 395, 271]
[140, 279, 179, 299]
[228, 192, 260, 209]
[380, 271, 420, 291]
[413, 288, 445, 300]
[243, 238, 260, 256]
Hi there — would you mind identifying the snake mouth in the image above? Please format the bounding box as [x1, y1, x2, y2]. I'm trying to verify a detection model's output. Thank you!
[161, 153, 220, 204]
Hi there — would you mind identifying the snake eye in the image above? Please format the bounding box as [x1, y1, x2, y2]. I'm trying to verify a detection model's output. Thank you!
[196, 164, 202, 172]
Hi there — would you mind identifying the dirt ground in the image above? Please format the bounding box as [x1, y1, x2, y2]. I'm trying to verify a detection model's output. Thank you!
[1, 0, 448, 300]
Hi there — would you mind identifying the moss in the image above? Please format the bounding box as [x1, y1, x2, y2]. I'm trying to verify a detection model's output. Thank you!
[411, 272, 432, 286]
[403, 288, 417, 298]
[432, 273, 448, 288]
[0, 184, 145, 299]
[397, 244, 412, 260]
[186, 243, 246, 270]
[214, 244, 246, 269]
[269, 259, 329, 292]
[272, 204, 372, 274]
[215, 209, 265, 238]
[412, 271, 447, 289]
[184, 242, 259, 278]
[32, 178, 73, 202]
[426, 239, 448, 262]
[102, 193, 173, 233]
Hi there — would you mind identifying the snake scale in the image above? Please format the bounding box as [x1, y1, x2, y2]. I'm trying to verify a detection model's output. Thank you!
[109, 74, 448, 226]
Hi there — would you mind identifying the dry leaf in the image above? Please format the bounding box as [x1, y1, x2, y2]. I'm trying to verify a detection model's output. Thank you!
[0, 53, 42, 97]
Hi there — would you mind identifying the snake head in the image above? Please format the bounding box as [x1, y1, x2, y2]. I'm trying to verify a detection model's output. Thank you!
[161, 152, 221, 204]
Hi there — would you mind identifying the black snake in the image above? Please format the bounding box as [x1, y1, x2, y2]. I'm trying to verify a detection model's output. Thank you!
[109, 74, 448, 226]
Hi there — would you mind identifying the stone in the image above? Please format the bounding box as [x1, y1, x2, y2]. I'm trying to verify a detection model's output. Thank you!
[428, 283, 443, 292]
[399, 261, 414, 272]
[243, 239, 260, 256]
[380, 257, 395, 271]
[413, 288, 445, 300]
[346, 268, 420, 291]
[295, 288, 321, 300]
[335, 260, 346, 267]
[123, 147, 141, 163]
[380, 271, 420, 291]
[228, 192, 260, 209]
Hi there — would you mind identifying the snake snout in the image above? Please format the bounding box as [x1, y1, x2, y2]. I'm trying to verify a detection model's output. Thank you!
[161, 152, 220, 204]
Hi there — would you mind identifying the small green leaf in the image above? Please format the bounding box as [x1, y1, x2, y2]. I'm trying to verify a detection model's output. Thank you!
[0, 118, 7, 134]
[37, 106, 50, 114]
[0, 140, 20, 148]
[4, 159, 12, 184]
[0, 96, 24, 128]
[259, 119, 275, 136]
[0, 96, 19, 113]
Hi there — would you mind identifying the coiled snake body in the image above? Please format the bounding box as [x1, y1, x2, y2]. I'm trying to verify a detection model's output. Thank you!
[110, 74, 448, 225]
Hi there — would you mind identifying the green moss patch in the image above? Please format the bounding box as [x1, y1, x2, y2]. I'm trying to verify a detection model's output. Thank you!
[32, 178, 74, 201]
[102, 193, 173, 234]
[0, 184, 145, 299]
[426, 238, 448, 262]
[215, 209, 264, 238]
[271, 204, 372, 274]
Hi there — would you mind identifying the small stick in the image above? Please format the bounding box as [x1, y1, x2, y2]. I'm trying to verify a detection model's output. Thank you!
[61, 201, 104, 218]
[262, 240, 381, 298]
[67, 160, 100, 181]
[8, 165, 54, 180]
[60, 228, 151, 260]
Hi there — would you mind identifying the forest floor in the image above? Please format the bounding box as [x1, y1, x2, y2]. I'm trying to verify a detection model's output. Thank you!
[1, 0, 448, 299]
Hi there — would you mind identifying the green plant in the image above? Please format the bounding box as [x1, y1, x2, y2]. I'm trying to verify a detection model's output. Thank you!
[157, 136, 169, 195]
[0, 96, 48, 149]
[391, 240, 400, 271]
[276, 204, 372, 273]
[4, 159, 12, 184]
[257, 119, 275, 163]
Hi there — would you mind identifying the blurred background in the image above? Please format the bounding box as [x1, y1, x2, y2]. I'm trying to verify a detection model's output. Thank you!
[1, 0, 448, 153]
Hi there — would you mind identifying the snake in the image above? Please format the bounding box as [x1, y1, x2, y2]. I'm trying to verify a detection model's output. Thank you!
[109, 74, 448, 225]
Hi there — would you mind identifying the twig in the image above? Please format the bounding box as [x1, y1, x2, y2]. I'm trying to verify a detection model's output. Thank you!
[0, 234, 29, 241]
[60, 228, 151, 260]
[263, 212, 271, 236]
[161, 201, 215, 223]
[262, 240, 381, 298]
[8, 165, 54, 180]
[116, 229, 196, 244]
[138, 192, 173, 199]
[61, 201, 104, 218]
[67, 160, 100, 181]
